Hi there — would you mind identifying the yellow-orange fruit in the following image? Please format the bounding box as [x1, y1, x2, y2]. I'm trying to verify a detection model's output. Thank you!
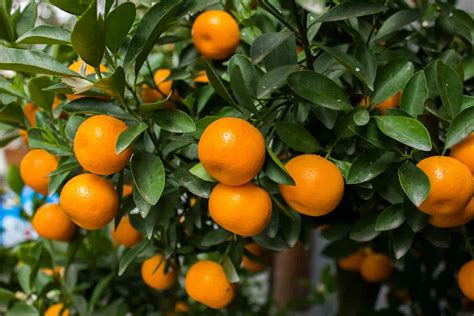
[451, 133, 474, 174]
[360, 253, 393, 283]
[279, 155, 344, 216]
[111, 216, 142, 247]
[60, 173, 118, 230]
[198, 117, 265, 186]
[338, 249, 366, 272]
[73, 115, 132, 175]
[376, 91, 402, 114]
[45, 303, 69, 316]
[242, 243, 268, 272]
[141, 69, 173, 103]
[20, 149, 58, 195]
[192, 10, 240, 60]
[185, 260, 235, 309]
[209, 183, 272, 237]
[32, 203, 76, 241]
[141, 255, 177, 290]
[193, 70, 209, 83]
[459, 260, 474, 300]
[416, 156, 473, 216]
[429, 198, 474, 228]
[23, 102, 37, 127]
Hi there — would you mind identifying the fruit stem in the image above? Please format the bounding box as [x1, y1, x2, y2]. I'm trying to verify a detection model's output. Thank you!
[290, 0, 315, 70]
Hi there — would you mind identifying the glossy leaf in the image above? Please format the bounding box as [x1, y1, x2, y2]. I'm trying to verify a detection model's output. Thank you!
[375, 116, 432, 151]
[189, 163, 216, 182]
[275, 122, 322, 153]
[317, 2, 387, 22]
[398, 161, 430, 207]
[347, 150, 394, 184]
[16, 25, 70, 45]
[116, 122, 148, 154]
[350, 212, 380, 242]
[392, 224, 415, 259]
[222, 254, 239, 283]
[118, 240, 151, 276]
[372, 59, 414, 105]
[105, 2, 136, 53]
[250, 32, 292, 64]
[15, 1, 37, 37]
[152, 109, 196, 133]
[445, 107, 474, 148]
[375, 204, 405, 231]
[257, 65, 301, 99]
[131, 151, 165, 205]
[63, 98, 134, 120]
[49, 0, 90, 15]
[404, 199, 428, 233]
[437, 62, 463, 120]
[265, 145, 295, 185]
[204, 60, 239, 109]
[400, 70, 428, 118]
[200, 229, 230, 247]
[94, 67, 125, 99]
[373, 10, 420, 41]
[28, 76, 54, 111]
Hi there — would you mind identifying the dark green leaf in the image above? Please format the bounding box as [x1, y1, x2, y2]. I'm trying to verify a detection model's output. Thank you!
[391, 224, 414, 259]
[265, 145, 295, 185]
[133, 188, 152, 218]
[400, 70, 428, 118]
[131, 151, 165, 205]
[437, 61, 463, 120]
[222, 255, 239, 283]
[0, 48, 78, 76]
[350, 212, 380, 242]
[63, 98, 134, 120]
[201, 229, 230, 247]
[317, 2, 387, 22]
[28, 76, 54, 111]
[372, 59, 414, 104]
[88, 274, 113, 313]
[204, 60, 239, 109]
[105, 2, 136, 53]
[250, 32, 292, 64]
[422, 225, 451, 248]
[375, 116, 432, 151]
[404, 199, 428, 233]
[354, 45, 376, 90]
[321, 224, 351, 241]
[6, 165, 23, 196]
[152, 109, 196, 133]
[15, 1, 37, 37]
[94, 67, 125, 99]
[49, 0, 90, 15]
[288, 71, 352, 111]
[375, 204, 405, 231]
[175, 165, 211, 198]
[275, 122, 322, 153]
[373, 10, 420, 41]
[6, 302, 38, 316]
[71, 0, 105, 68]
[189, 163, 216, 182]
[116, 122, 147, 154]
[398, 161, 430, 207]
[0, 288, 15, 302]
[257, 65, 301, 99]
[118, 240, 151, 276]
[16, 25, 70, 45]
[445, 104, 474, 149]
[347, 150, 394, 184]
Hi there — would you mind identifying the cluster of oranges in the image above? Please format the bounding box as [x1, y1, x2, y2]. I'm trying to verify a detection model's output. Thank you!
[338, 248, 393, 283]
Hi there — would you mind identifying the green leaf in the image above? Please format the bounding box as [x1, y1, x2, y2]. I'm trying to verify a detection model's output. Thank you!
[319, 46, 373, 90]
[200, 229, 230, 247]
[0, 48, 78, 76]
[391, 224, 414, 259]
[16, 25, 70, 45]
[347, 150, 394, 185]
[257, 65, 301, 99]
[250, 32, 292, 64]
[28, 76, 54, 111]
[131, 151, 165, 205]
[229, 55, 258, 114]
[322, 238, 359, 259]
[204, 60, 239, 109]
[404, 199, 428, 233]
[175, 165, 211, 198]
[317, 2, 387, 22]
[118, 240, 151, 276]
[375, 116, 432, 151]
[88, 274, 113, 313]
[375, 204, 405, 231]
[445, 107, 474, 148]
[133, 189, 152, 218]
[189, 163, 216, 182]
[350, 212, 380, 242]
[105, 2, 136, 53]
[6, 302, 38, 316]
[49, 0, 90, 15]
[152, 109, 196, 133]
[0, 103, 24, 127]
[0, 288, 15, 302]
[321, 224, 351, 241]
[94, 67, 125, 99]
[124, 0, 185, 73]
[15, 1, 37, 37]
[398, 161, 430, 207]
[275, 122, 322, 153]
[422, 225, 451, 248]
[63, 98, 134, 120]
[116, 122, 147, 154]
[281, 210, 301, 247]
[6, 165, 23, 195]
[288, 71, 352, 111]
[0, 1, 15, 42]
[265, 145, 295, 185]
[222, 255, 239, 283]
[373, 10, 420, 41]
[437, 61, 463, 120]
[354, 45, 376, 90]
[372, 59, 414, 104]
[400, 70, 428, 118]
[71, 0, 105, 68]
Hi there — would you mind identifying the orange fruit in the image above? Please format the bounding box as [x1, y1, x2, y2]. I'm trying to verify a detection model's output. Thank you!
[20, 149, 58, 195]
[111, 216, 142, 247]
[73, 115, 132, 175]
[141, 254, 177, 290]
[141, 69, 173, 103]
[338, 249, 366, 272]
[360, 253, 393, 283]
[193, 70, 209, 84]
[450, 133, 474, 174]
[41, 266, 64, 277]
[185, 260, 235, 309]
[23, 102, 37, 127]
[209, 183, 271, 237]
[174, 301, 189, 313]
[122, 184, 133, 197]
[242, 243, 268, 272]
[60, 173, 118, 230]
[429, 198, 474, 228]
[52, 96, 61, 110]
[376, 91, 402, 114]
[459, 260, 474, 300]
[45, 303, 69, 316]
[32, 203, 76, 241]
[416, 156, 473, 216]
[198, 117, 265, 186]
[279, 154, 344, 216]
[192, 10, 240, 60]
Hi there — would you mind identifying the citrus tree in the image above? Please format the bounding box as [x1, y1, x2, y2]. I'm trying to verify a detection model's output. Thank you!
[0, 0, 473, 315]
